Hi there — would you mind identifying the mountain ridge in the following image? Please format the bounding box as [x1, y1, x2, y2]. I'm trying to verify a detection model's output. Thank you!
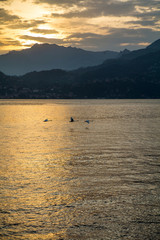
[0, 39, 160, 99]
[120, 39, 160, 60]
[0, 43, 119, 76]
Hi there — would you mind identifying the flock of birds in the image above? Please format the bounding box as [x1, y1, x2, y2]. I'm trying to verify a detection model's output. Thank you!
[43, 117, 90, 124]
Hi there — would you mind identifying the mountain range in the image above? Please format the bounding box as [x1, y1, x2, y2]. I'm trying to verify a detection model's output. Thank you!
[0, 44, 119, 76]
[0, 39, 160, 99]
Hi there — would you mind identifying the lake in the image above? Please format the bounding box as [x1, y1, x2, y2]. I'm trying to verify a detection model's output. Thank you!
[0, 99, 160, 240]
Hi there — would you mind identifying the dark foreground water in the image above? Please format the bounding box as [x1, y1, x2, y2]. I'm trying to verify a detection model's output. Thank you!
[0, 99, 160, 240]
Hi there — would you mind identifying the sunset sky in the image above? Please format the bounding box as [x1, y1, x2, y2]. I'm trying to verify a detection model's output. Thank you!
[0, 0, 160, 54]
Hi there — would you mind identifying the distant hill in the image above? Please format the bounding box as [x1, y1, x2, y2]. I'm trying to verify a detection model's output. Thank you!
[0, 43, 118, 76]
[146, 39, 160, 51]
[120, 39, 160, 60]
[0, 39, 160, 99]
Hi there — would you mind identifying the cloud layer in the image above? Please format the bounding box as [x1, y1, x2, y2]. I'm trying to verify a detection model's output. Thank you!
[0, 0, 160, 54]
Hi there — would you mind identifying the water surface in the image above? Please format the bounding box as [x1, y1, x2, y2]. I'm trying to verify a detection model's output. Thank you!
[0, 99, 160, 239]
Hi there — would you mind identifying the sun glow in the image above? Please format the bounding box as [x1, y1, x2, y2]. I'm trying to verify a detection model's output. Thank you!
[6, 0, 50, 19]
[26, 29, 65, 39]
[0, 0, 159, 54]
[21, 39, 39, 47]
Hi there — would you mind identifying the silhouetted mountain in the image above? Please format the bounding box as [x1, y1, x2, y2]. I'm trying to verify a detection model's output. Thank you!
[0, 43, 118, 76]
[121, 39, 160, 60]
[119, 49, 130, 57]
[146, 39, 160, 51]
[0, 39, 160, 99]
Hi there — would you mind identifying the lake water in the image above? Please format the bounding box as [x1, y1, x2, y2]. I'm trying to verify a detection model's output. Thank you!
[0, 99, 160, 240]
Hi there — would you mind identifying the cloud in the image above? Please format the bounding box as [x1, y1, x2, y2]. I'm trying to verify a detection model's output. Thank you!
[30, 28, 58, 34]
[127, 18, 159, 28]
[7, 19, 46, 29]
[129, 20, 157, 26]
[50, 1, 136, 19]
[0, 8, 47, 32]
[36, 0, 160, 19]
[0, 8, 20, 23]
[20, 35, 64, 45]
[0, 38, 22, 46]
[134, 0, 160, 7]
[0, 0, 160, 53]
[35, 0, 83, 6]
[64, 28, 160, 51]
[0, 42, 5, 46]
[127, 4, 160, 29]
[67, 32, 104, 40]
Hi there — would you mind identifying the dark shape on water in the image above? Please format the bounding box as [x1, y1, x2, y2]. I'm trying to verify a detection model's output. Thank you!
[43, 119, 52, 122]
[85, 120, 90, 124]
[70, 117, 74, 122]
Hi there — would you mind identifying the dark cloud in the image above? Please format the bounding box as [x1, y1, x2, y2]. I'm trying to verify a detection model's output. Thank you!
[0, 42, 5, 46]
[8, 19, 46, 29]
[128, 0, 160, 27]
[128, 20, 157, 27]
[51, 1, 135, 18]
[67, 32, 103, 40]
[0, 38, 21, 46]
[127, 15, 160, 28]
[35, 0, 160, 8]
[0, 8, 20, 23]
[35, 0, 83, 6]
[128, 5, 160, 29]
[35, 0, 160, 19]
[65, 28, 160, 51]
[134, 0, 160, 7]
[30, 28, 58, 34]
[136, 10, 160, 19]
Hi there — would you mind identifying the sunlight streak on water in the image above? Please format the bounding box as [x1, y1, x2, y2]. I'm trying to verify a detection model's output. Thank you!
[0, 99, 160, 239]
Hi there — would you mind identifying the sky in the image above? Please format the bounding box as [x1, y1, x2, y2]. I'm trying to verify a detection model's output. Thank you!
[0, 0, 160, 54]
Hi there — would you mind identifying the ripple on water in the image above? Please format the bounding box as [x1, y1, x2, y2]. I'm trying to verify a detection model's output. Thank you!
[0, 99, 160, 240]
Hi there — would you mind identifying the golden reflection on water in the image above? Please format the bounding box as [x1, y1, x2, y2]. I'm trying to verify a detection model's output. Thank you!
[0, 101, 82, 239]
[0, 100, 160, 240]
